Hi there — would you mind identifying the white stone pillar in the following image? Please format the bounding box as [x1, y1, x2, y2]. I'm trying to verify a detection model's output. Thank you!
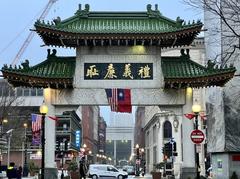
[43, 88, 58, 178]
[181, 87, 195, 177]
[114, 140, 117, 165]
[131, 139, 134, 160]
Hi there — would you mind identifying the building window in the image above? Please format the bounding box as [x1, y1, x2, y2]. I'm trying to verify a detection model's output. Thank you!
[153, 146, 157, 165]
[37, 89, 43, 96]
[147, 149, 150, 167]
[163, 121, 172, 139]
[31, 89, 37, 96]
[23, 88, 30, 96]
[146, 131, 149, 147]
[153, 125, 157, 143]
[16, 88, 23, 96]
[9, 88, 15, 96]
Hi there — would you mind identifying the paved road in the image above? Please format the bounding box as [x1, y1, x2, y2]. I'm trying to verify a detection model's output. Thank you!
[0, 173, 153, 179]
[1, 174, 153, 179]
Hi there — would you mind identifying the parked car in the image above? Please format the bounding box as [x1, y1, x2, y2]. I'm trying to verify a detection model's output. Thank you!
[122, 165, 135, 175]
[88, 164, 128, 179]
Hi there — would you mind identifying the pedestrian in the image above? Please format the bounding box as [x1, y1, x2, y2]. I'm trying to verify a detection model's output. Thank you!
[6, 162, 18, 179]
[79, 159, 87, 179]
[17, 166, 22, 179]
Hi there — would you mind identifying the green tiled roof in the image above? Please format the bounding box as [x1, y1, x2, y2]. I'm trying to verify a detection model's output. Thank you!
[2, 49, 235, 89]
[36, 13, 201, 34]
[1, 50, 76, 89]
[162, 51, 236, 88]
[34, 4, 202, 47]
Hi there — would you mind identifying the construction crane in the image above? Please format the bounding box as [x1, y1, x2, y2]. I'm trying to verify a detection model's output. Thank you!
[11, 0, 58, 66]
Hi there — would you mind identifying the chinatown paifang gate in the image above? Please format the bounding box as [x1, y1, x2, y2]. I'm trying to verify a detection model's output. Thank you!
[1, 4, 235, 178]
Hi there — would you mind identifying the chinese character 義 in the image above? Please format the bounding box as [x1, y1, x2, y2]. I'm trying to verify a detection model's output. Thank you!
[123, 63, 133, 79]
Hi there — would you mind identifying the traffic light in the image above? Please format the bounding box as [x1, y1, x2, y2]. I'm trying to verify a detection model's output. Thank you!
[56, 140, 61, 152]
[136, 148, 140, 159]
[64, 140, 68, 151]
[164, 142, 172, 158]
[162, 147, 166, 154]
[173, 142, 177, 152]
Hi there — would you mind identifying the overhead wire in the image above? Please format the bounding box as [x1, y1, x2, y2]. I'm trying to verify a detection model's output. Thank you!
[0, 6, 45, 58]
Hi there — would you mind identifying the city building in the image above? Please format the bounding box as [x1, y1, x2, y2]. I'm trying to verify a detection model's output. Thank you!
[98, 116, 107, 155]
[81, 106, 101, 163]
[134, 107, 145, 149]
[55, 111, 81, 168]
[0, 79, 103, 169]
[106, 112, 134, 166]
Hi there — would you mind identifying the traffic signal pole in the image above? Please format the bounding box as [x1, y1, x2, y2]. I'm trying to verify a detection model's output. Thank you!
[171, 142, 174, 176]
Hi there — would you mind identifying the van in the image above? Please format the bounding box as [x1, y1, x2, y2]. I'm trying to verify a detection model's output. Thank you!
[88, 164, 128, 179]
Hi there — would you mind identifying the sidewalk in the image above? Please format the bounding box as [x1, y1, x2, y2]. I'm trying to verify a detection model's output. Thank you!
[132, 173, 152, 178]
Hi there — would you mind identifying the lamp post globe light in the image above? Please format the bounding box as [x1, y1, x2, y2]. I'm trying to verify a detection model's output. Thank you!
[192, 103, 201, 179]
[40, 103, 48, 179]
[23, 123, 29, 177]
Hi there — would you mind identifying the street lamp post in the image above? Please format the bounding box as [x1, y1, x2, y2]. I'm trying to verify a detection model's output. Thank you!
[135, 144, 140, 176]
[0, 117, 8, 173]
[83, 143, 87, 161]
[23, 123, 29, 177]
[192, 103, 201, 179]
[6, 129, 13, 167]
[40, 103, 48, 179]
[140, 148, 145, 174]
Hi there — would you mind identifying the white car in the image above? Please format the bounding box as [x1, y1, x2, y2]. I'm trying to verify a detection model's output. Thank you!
[88, 164, 128, 179]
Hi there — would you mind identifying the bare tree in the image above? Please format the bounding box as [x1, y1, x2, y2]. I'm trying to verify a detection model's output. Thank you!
[183, 0, 240, 67]
[0, 79, 26, 149]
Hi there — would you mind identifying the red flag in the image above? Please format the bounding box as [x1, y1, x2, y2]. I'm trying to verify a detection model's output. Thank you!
[200, 114, 207, 120]
[184, 113, 195, 120]
[105, 88, 132, 113]
[48, 116, 59, 121]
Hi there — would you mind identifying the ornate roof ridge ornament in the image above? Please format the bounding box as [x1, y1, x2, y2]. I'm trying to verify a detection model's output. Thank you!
[75, 4, 90, 17]
[47, 49, 57, 60]
[146, 4, 162, 18]
[180, 49, 190, 60]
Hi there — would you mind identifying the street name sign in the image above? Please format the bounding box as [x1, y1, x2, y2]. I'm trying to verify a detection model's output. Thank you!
[190, 129, 205, 144]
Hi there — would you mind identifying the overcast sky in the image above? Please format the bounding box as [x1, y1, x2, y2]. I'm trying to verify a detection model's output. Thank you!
[0, 0, 202, 124]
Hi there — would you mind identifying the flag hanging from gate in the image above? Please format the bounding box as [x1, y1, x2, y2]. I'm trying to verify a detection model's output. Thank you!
[105, 88, 132, 113]
[31, 114, 42, 132]
[200, 113, 207, 120]
[48, 116, 59, 121]
[184, 113, 195, 120]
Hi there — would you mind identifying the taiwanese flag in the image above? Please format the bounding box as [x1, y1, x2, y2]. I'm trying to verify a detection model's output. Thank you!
[184, 113, 195, 120]
[105, 88, 132, 113]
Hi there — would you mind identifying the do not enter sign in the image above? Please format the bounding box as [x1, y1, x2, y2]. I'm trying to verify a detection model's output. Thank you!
[190, 129, 205, 144]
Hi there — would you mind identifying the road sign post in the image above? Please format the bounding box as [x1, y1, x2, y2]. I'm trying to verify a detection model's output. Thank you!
[190, 129, 205, 144]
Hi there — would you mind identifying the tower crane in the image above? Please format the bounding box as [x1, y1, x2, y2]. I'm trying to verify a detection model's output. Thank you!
[11, 0, 58, 66]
